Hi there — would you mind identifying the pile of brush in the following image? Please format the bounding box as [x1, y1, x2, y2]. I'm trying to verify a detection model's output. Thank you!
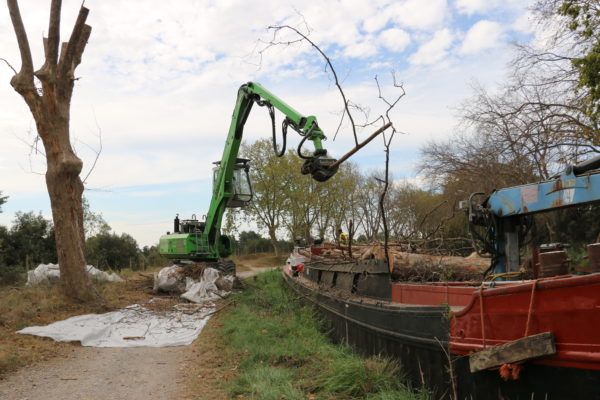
[297, 243, 489, 282]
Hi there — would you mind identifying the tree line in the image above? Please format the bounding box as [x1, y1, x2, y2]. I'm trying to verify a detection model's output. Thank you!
[227, 139, 468, 256]
[0, 194, 166, 286]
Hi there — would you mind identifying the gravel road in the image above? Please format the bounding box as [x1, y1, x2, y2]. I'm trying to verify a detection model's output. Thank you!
[0, 346, 191, 400]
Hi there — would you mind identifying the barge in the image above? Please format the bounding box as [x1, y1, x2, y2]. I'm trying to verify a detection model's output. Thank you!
[283, 249, 600, 400]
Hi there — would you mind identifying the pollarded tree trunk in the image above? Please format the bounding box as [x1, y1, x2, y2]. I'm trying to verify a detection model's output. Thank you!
[41, 114, 93, 299]
[7, 0, 97, 301]
[267, 226, 279, 257]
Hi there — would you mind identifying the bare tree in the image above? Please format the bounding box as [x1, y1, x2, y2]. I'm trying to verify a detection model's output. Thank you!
[240, 140, 295, 256]
[379, 131, 394, 266]
[256, 21, 404, 247]
[6, 1, 97, 301]
[355, 172, 383, 240]
[531, 0, 600, 123]
[507, 1, 599, 144]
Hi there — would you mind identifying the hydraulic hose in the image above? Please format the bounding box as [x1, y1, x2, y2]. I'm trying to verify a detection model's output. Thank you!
[297, 123, 317, 160]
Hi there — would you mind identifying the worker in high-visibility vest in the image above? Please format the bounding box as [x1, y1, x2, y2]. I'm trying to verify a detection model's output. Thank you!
[337, 228, 348, 246]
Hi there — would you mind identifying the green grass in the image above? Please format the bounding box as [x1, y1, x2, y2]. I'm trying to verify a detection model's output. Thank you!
[221, 270, 430, 400]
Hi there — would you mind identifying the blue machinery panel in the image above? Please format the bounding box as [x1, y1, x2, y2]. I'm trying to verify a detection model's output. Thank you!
[488, 170, 600, 217]
[479, 156, 600, 275]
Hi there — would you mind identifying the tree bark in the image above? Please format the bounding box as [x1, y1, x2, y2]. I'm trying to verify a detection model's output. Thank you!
[41, 115, 95, 300]
[267, 226, 279, 257]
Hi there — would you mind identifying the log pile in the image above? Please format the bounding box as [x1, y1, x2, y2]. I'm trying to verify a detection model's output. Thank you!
[298, 243, 490, 282]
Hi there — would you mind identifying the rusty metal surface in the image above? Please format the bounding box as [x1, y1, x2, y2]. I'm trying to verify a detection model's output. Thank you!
[537, 251, 570, 277]
[305, 259, 392, 300]
[588, 243, 600, 273]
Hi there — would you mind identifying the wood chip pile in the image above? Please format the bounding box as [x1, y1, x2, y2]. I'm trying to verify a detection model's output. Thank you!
[297, 243, 490, 282]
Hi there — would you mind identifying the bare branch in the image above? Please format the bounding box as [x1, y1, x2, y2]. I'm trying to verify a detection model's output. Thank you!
[379, 128, 395, 267]
[375, 72, 406, 127]
[58, 5, 90, 82]
[35, 0, 62, 84]
[264, 24, 360, 146]
[0, 57, 17, 75]
[7, 0, 37, 99]
[47, 0, 61, 65]
[82, 111, 103, 185]
[328, 122, 392, 170]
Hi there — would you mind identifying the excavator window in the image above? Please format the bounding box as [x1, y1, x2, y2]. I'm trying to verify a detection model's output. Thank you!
[212, 159, 253, 208]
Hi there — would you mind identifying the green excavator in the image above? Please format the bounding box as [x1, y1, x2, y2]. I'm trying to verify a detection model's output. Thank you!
[158, 81, 384, 268]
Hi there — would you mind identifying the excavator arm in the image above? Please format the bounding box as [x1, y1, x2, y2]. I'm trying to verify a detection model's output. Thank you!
[159, 82, 339, 262]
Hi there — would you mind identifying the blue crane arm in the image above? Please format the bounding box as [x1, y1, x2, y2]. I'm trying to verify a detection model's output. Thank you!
[487, 162, 600, 217]
[467, 155, 600, 277]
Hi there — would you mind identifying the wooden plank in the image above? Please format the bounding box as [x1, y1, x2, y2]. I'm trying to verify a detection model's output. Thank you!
[469, 332, 556, 373]
[387, 249, 394, 273]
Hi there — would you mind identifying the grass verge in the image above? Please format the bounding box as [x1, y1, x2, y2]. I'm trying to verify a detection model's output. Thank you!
[0, 269, 157, 377]
[217, 269, 431, 400]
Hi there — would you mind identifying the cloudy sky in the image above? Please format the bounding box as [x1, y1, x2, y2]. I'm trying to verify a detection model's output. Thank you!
[0, 0, 536, 246]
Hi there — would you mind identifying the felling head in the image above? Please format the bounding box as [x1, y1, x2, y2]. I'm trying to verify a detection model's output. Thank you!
[301, 149, 339, 182]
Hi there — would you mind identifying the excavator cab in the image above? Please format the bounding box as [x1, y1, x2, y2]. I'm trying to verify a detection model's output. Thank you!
[213, 158, 253, 208]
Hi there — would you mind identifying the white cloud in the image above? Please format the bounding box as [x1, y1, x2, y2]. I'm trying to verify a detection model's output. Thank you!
[454, 0, 493, 15]
[344, 37, 378, 58]
[389, 0, 449, 31]
[378, 28, 411, 52]
[459, 20, 505, 55]
[367, 61, 393, 70]
[362, 12, 390, 33]
[512, 11, 536, 34]
[454, 0, 532, 17]
[409, 29, 454, 65]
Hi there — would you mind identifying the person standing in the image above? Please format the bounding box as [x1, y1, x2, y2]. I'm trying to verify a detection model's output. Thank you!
[337, 228, 348, 246]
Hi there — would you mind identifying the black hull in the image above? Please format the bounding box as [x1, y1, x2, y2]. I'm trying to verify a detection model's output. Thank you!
[283, 259, 600, 400]
[285, 270, 452, 398]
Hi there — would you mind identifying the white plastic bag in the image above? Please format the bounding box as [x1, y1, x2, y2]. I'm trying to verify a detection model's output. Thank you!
[26, 263, 123, 286]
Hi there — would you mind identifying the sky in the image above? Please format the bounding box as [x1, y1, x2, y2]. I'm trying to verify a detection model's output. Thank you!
[0, 0, 537, 247]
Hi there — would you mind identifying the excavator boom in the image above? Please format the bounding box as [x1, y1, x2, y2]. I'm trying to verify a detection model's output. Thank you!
[159, 82, 338, 262]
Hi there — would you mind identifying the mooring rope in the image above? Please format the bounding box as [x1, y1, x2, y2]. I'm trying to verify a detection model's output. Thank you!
[479, 285, 486, 348]
[524, 279, 538, 337]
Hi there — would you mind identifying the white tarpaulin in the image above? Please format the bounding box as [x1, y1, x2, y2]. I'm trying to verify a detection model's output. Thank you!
[18, 266, 238, 347]
[27, 263, 123, 286]
[154, 266, 236, 303]
[182, 268, 235, 303]
[17, 301, 214, 347]
[17, 267, 238, 347]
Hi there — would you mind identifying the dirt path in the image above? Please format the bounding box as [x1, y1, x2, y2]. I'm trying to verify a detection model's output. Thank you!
[236, 265, 278, 279]
[0, 346, 192, 400]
